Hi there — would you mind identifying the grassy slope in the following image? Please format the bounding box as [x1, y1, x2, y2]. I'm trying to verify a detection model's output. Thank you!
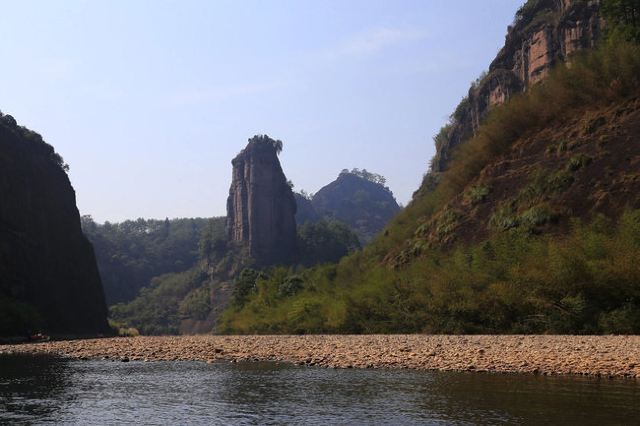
[221, 40, 640, 335]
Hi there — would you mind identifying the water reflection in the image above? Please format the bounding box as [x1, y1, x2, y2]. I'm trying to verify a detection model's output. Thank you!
[0, 354, 638, 425]
[420, 372, 640, 424]
[0, 354, 71, 422]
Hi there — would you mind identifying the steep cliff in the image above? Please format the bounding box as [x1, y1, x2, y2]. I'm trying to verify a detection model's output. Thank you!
[220, 1, 640, 335]
[81, 216, 211, 305]
[0, 112, 109, 337]
[428, 0, 602, 178]
[226, 135, 297, 266]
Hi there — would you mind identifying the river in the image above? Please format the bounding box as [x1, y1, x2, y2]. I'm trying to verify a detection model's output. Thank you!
[1, 354, 638, 425]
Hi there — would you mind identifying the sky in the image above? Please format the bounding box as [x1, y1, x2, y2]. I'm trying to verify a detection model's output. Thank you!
[0, 0, 522, 222]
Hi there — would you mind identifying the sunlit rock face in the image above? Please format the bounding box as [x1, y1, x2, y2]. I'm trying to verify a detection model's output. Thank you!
[226, 136, 297, 266]
[430, 0, 602, 174]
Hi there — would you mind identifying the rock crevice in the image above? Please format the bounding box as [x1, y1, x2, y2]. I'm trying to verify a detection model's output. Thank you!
[430, 0, 602, 175]
[226, 135, 297, 266]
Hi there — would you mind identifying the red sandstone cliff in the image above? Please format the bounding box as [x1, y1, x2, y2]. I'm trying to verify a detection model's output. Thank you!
[226, 135, 297, 266]
[429, 0, 602, 176]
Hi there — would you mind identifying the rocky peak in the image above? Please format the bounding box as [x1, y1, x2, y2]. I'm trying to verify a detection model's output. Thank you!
[427, 0, 602, 179]
[226, 135, 297, 265]
[491, 0, 602, 88]
[309, 170, 401, 243]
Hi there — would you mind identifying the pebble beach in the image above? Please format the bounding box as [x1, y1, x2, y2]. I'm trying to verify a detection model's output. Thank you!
[2, 335, 639, 378]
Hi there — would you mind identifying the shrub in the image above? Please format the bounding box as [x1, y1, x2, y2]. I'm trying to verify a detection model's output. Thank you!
[434, 39, 640, 216]
[490, 205, 519, 230]
[520, 204, 556, 228]
[178, 286, 211, 320]
[108, 320, 140, 337]
[567, 154, 593, 171]
[278, 275, 305, 298]
[232, 269, 264, 308]
[466, 185, 492, 204]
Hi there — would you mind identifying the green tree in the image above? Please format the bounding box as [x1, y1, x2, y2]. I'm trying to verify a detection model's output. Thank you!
[297, 220, 361, 266]
[603, 0, 640, 42]
[232, 268, 265, 307]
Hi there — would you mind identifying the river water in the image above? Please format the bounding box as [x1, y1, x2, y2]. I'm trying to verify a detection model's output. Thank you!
[0, 354, 638, 425]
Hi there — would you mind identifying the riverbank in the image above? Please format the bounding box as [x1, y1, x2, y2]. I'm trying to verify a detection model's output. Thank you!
[2, 335, 639, 378]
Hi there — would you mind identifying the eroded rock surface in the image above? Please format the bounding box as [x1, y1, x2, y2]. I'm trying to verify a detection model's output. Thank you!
[226, 135, 297, 265]
[431, 0, 602, 173]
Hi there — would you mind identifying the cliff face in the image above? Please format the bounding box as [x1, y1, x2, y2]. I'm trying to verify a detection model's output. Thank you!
[430, 0, 602, 175]
[0, 113, 109, 336]
[226, 135, 297, 265]
[310, 172, 401, 243]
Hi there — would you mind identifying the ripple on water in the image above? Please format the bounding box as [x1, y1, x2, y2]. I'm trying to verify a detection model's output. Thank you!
[0, 354, 639, 425]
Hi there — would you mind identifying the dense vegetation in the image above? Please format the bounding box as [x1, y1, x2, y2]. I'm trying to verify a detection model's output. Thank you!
[110, 267, 210, 335]
[221, 26, 640, 335]
[97, 1, 640, 336]
[0, 112, 70, 173]
[82, 216, 218, 304]
[302, 170, 401, 243]
[297, 220, 361, 266]
[222, 210, 640, 334]
[108, 217, 362, 334]
[602, 0, 640, 42]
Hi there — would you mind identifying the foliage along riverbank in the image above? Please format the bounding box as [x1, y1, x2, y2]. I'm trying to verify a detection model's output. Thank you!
[222, 209, 640, 335]
[221, 38, 640, 335]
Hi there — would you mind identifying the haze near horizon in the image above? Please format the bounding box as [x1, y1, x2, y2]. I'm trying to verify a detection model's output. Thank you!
[0, 0, 521, 222]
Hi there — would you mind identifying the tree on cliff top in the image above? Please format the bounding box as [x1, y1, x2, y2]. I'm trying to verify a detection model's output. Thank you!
[340, 168, 388, 187]
[248, 134, 283, 155]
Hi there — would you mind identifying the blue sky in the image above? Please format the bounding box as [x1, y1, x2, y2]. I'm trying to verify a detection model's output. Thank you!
[0, 0, 522, 222]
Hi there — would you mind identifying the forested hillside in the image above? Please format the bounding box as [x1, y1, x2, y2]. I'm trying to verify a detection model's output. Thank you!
[221, 0, 640, 335]
[82, 216, 217, 304]
[108, 139, 361, 334]
[298, 169, 401, 243]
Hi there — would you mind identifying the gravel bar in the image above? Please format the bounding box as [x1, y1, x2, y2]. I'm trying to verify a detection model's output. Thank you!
[2, 335, 639, 378]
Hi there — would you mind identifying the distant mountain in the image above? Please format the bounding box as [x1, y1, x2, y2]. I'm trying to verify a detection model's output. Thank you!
[294, 193, 320, 225]
[222, 0, 640, 335]
[296, 169, 401, 243]
[0, 112, 109, 337]
[111, 136, 362, 335]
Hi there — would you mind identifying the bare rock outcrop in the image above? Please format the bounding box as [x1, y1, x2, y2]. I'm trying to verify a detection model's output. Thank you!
[430, 0, 602, 174]
[226, 135, 297, 266]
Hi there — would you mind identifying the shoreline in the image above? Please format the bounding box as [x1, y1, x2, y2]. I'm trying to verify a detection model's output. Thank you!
[2, 335, 639, 379]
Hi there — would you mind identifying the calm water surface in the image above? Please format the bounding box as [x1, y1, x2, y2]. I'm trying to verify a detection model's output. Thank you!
[0, 354, 638, 425]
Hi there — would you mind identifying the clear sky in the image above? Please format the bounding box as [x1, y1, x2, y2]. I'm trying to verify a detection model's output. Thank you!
[0, 0, 522, 222]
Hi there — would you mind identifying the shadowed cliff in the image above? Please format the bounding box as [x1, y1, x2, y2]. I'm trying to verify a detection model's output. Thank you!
[0, 112, 109, 337]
